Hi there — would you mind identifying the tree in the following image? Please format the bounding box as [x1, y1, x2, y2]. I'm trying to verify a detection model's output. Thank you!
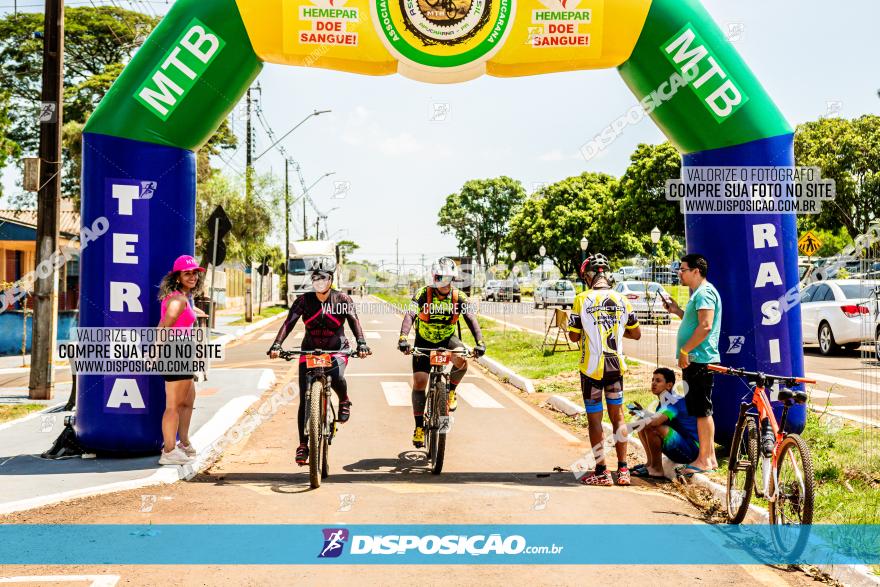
[0, 90, 19, 197]
[196, 172, 280, 265]
[505, 172, 625, 276]
[437, 176, 526, 266]
[617, 142, 684, 239]
[0, 7, 236, 204]
[795, 115, 880, 239]
[337, 239, 359, 263]
[0, 8, 157, 200]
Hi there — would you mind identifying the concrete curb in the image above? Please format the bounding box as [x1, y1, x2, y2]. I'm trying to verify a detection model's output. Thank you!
[477, 355, 535, 394]
[0, 369, 276, 516]
[547, 395, 584, 416]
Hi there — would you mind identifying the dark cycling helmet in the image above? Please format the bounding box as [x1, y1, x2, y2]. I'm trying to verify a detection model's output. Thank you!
[309, 257, 337, 276]
[431, 257, 458, 283]
[580, 253, 611, 278]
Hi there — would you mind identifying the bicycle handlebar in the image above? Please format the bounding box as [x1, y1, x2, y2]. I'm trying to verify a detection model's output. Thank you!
[707, 364, 816, 386]
[409, 346, 472, 358]
[278, 348, 360, 361]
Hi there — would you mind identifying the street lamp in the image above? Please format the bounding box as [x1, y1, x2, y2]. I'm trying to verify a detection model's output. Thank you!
[255, 109, 332, 162]
[539, 245, 547, 283]
[579, 236, 589, 288]
[649, 227, 662, 367]
[650, 226, 661, 282]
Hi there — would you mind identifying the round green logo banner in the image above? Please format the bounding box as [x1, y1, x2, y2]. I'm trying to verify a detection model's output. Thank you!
[373, 0, 514, 75]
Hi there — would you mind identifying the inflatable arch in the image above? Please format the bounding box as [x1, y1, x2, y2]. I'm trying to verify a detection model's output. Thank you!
[78, 0, 804, 452]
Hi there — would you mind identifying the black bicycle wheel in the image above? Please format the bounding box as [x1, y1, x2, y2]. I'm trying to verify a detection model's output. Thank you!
[321, 395, 332, 480]
[425, 0, 441, 7]
[727, 416, 757, 524]
[429, 376, 448, 475]
[308, 379, 324, 489]
[769, 434, 815, 557]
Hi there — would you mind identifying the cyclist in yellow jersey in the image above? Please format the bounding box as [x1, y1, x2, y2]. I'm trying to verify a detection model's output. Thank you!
[398, 257, 486, 448]
[568, 253, 641, 487]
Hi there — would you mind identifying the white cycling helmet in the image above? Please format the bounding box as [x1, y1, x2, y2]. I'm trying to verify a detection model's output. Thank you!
[431, 257, 458, 285]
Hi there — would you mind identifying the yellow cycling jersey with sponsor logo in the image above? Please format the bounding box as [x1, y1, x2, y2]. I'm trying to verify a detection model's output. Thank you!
[568, 289, 639, 380]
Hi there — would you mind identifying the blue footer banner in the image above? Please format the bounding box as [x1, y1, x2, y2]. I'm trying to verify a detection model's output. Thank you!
[0, 525, 878, 565]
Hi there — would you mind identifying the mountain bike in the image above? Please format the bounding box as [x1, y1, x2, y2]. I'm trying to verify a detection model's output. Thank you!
[280, 348, 358, 489]
[709, 365, 816, 554]
[409, 346, 471, 474]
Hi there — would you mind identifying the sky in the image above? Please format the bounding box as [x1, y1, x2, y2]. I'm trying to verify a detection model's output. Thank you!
[2, 0, 879, 266]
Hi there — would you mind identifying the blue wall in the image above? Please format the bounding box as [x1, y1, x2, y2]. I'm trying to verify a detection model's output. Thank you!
[0, 311, 78, 356]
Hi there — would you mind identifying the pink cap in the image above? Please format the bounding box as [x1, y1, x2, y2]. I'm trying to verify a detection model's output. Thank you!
[172, 255, 205, 273]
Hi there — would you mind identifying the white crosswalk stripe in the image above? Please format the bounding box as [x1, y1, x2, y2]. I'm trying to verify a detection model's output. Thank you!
[455, 383, 504, 409]
[379, 381, 503, 409]
[381, 382, 412, 407]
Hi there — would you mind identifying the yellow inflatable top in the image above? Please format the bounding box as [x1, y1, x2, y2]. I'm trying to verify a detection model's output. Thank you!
[235, 0, 652, 82]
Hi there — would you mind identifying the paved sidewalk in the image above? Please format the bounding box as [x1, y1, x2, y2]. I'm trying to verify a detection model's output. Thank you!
[0, 368, 276, 514]
[0, 307, 290, 514]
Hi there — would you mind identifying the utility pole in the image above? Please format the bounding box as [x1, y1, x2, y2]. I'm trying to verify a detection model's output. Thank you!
[244, 86, 254, 322]
[395, 238, 399, 274]
[29, 0, 64, 400]
[284, 159, 290, 301]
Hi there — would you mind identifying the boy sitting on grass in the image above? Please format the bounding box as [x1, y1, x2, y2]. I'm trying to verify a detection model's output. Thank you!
[632, 367, 700, 479]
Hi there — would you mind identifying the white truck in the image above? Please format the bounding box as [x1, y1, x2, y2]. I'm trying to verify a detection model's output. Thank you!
[287, 240, 359, 302]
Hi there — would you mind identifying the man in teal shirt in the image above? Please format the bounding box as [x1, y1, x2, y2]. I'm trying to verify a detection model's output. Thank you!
[663, 253, 722, 474]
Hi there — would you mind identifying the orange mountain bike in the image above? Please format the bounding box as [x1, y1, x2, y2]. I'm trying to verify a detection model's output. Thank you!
[708, 365, 816, 550]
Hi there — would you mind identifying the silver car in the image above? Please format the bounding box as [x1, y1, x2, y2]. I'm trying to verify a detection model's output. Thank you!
[613, 281, 672, 325]
[484, 280, 502, 301]
[535, 279, 576, 309]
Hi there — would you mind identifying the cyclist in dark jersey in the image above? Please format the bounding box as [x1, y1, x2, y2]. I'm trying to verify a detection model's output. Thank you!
[268, 258, 370, 466]
[398, 257, 486, 448]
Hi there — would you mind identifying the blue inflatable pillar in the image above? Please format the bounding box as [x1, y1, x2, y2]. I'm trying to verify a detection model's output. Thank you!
[76, 133, 196, 453]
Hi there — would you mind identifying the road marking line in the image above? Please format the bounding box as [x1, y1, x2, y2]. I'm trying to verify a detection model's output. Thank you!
[806, 372, 880, 394]
[0, 576, 120, 586]
[474, 370, 582, 444]
[381, 382, 412, 406]
[825, 410, 880, 426]
[364, 331, 381, 339]
[257, 332, 276, 340]
[456, 383, 503, 409]
[822, 405, 879, 411]
[808, 389, 844, 400]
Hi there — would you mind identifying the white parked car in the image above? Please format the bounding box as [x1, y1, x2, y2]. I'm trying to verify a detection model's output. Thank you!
[800, 279, 880, 355]
[484, 280, 502, 301]
[613, 281, 672, 325]
[611, 266, 644, 283]
[534, 280, 576, 309]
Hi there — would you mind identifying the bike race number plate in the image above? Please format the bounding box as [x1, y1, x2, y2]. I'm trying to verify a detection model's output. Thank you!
[306, 354, 333, 368]
[430, 350, 452, 366]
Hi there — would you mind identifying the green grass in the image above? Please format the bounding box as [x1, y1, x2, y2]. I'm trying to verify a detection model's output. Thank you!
[229, 305, 287, 326]
[0, 404, 45, 424]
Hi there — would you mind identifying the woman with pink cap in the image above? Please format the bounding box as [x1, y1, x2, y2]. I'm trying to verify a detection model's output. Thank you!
[157, 254, 208, 466]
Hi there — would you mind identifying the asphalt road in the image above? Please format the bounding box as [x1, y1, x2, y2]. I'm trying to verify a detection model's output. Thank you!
[484, 301, 880, 427]
[0, 296, 821, 585]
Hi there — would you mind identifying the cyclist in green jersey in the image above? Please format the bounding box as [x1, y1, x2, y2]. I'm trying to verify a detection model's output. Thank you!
[398, 257, 486, 448]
